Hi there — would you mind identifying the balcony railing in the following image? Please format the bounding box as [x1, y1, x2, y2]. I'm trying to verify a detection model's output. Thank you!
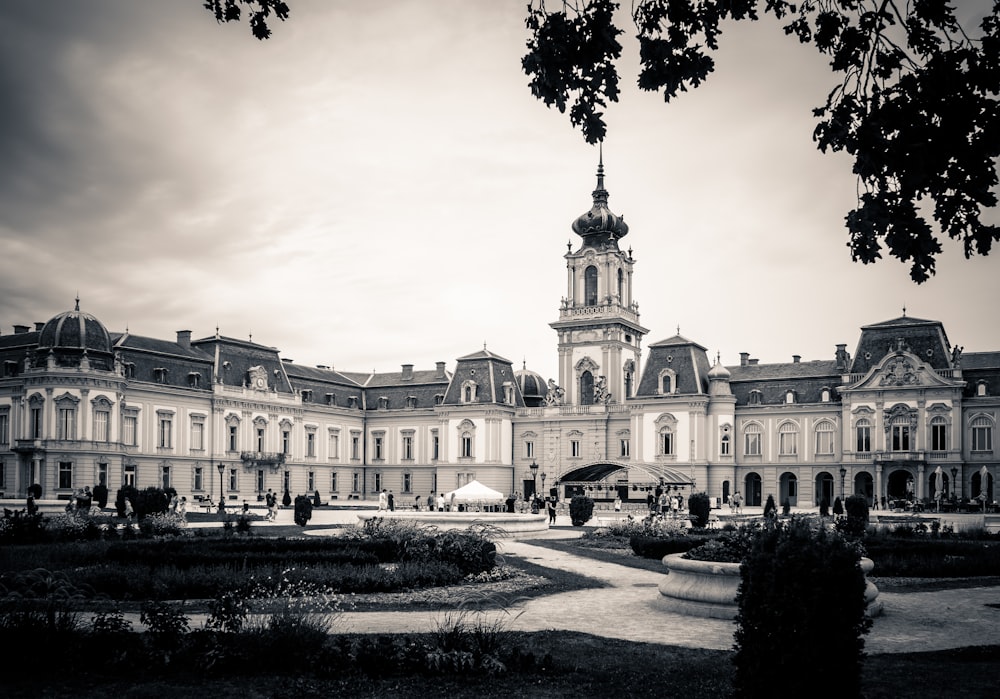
[240, 451, 287, 471]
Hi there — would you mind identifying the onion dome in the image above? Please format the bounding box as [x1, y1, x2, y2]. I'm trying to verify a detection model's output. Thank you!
[515, 365, 548, 407]
[707, 353, 732, 397]
[37, 298, 114, 369]
[571, 148, 629, 249]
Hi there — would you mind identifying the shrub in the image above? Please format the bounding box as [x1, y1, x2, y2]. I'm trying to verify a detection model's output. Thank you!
[819, 498, 830, 517]
[781, 497, 791, 516]
[294, 495, 313, 526]
[91, 483, 109, 509]
[762, 494, 777, 520]
[687, 492, 711, 528]
[833, 496, 844, 516]
[133, 486, 170, 521]
[733, 517, 871, 698]
[282, 490, 292, 507]
[115, 485, 138, 518]
[842, 495, 870, 537]
[568, 496, 594, 526]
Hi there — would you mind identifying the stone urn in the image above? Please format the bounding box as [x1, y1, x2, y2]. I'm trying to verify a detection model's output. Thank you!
[657, 553, 882, 619]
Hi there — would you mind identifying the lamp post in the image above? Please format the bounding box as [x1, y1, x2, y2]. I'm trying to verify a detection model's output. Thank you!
[540, 471, 547, 497]
[217, 462, 225, 514]
[529, 461, 539, 499]
[951, 467, 959, 498]
[839, 467, 847, 500]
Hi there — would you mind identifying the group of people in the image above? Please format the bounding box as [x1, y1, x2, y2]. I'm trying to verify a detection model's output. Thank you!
[263, 489, 280, 521]
[647, 490, 686, 518]
[168, 493, 188, 520]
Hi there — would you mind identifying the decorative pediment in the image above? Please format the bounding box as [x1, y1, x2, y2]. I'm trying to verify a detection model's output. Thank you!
[654, 412, 678, 427]
[54, 392, 80, 406]
[575, 356, 599, 374]
[883, 403, 918, 432]
[848, 350, 960, 390]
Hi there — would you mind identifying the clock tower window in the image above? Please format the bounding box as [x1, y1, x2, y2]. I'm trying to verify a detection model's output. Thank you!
[584, 266, 598, 306]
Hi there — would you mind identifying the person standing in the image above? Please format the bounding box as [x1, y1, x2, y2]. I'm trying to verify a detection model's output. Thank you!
[177, 496, 188, 522]
[437, 492, 446, 512]
[546, 496, 557, 524]
[378, 489, 388, 511]
[614, 495, 622, 513]
[26, 490, 37, 516]
[387, 490, 395, 512]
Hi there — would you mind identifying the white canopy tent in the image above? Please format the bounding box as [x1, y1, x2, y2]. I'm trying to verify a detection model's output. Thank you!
[444, 480, 506, 510]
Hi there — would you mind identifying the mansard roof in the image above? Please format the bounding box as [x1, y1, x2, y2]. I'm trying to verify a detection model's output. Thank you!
[728, 359, 841, 405]
[442, 348, 524, 406]
[192, 335, 293, 393]
[850, 315, 952, 374]
[635, 335, 711, 396]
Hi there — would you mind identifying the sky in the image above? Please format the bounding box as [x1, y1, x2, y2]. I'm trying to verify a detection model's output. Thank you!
[0, 1, 997, 383]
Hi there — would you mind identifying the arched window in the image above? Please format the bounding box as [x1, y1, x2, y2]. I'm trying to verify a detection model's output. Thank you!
[617, 268, 624, 300]
[930, 416, 948, 451]
[971, 415, 994, 452]
[580, 371, 594, 405]
[584, 265, 598, 306]
[662, 375, 672, 393]
[778, 421, 798, 456]
[855, 418, 871, 453]
[659, 426, 675, 456]
[744, 422, 762, 456]
[814, 420, 835, 455]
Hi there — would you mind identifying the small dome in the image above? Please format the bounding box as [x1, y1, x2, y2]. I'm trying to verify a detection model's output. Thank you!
[515, 367, 548, 407]
[571, 155, 628, 247]
[36, 300, 114, 370]
[708, 357, 731, 381]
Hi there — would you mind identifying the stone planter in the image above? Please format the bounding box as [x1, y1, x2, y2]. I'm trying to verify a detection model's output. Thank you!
[657, 553, 882, 619]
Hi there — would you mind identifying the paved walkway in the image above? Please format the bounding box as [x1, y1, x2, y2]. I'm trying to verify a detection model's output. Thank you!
[327, 528, 1000, 654]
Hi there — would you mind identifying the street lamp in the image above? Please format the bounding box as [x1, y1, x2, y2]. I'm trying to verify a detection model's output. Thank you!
[839, 467, 847, 499]
[217, 462, 226, 514]
[951, 467, 959, 498]
[540, 471, 547, 496]
[529, 461, 539, 498]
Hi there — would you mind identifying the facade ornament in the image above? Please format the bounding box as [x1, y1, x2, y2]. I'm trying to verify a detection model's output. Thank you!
[544, 379, 565, 406]
[951, 345, 963, 366]
[879, 357, 917, 386]
[594, 375, 612, 404]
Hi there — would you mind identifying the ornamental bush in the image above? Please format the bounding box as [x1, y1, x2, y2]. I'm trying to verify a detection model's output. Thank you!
[733, 517, 871, 698]
[842, 494, 870, 538]
[687, 492, 711, 528]
[568, 496, 594, 526]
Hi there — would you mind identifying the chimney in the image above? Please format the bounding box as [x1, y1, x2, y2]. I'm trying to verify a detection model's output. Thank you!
[792, 355, 801, 363]
[749, 358, 759, 366]
[402, 364, 413, 381]
[176, 330, 191, 349]
[316, 365, 329, 370]
[739, 352, 750, 367]
[436, 361, 447, 379]
[34, 322, 44, 331]
[13, 325, 29, 334]
[835, 343, 849, 371]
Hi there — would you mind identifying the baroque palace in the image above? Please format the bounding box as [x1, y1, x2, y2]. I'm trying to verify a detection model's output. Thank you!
[1, 161, 998, 510]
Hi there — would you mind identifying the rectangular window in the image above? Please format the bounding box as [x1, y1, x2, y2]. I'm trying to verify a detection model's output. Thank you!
[161, 465, 171, 490]
[856, 425, 871, 453]
[94, 410, 110, 442]
[306, 431, 316, 457]
[283, 470, 290, 493]
[331, 471, 338, 492]
[432, 433, 440, 460]
[282, 430, 291, 455]
[329, 431, 339, 460]
[256, 428, 265, 452]
[58, 461, 73, 489]
[462, 435, 473, 458]
[745, 432, 761, 456]
[620, 438, 630, 458]
[972, 425, 993, 452]
[891, 425, 910, 451]
[660, 433, 673, 456]
[402, 434, 413, 460]
[123, 415, 138, 447]
[229, 468, 238, 492]
[403, 472, 412, 493]
[571, 439, 581, 457]
[158, 417, 172, 448]
[0, 413, 7, 444]
[931, 424, 947, 451]
[58, 408, 75, 440]
[779, 431, 797, 456]
[98, 462, 108, 487]
[815, 431, 834, 455]
[229, 425, 239, 452]
[30, 407, 42, 439]
[190, 420, 204, 451]
[374, 472, 382, 492]
[352, 472, 360, 492]
[351, 432, 361, 460]
[525, 440, 535, 459]
[123, 464, 136, 487]
[374, 435, 384, 460]
[308, 471, 315, 492]
[194, 466, 203, 491]
[720, 436, 730, 456]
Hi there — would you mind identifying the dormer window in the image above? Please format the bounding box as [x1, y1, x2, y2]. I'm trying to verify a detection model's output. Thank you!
[188, 372, 201, 388]
[658, 368, 677, 396]
[820, 387, 831, 402]
[434, 394, 445, 405]
[977, 380, 988, 397]
[748, 389, 763, 405]
[461, 380, 478, 404]
[124, 362, 136, 379]
[326, 393, 336, 406]
[301, 389, 313, 402]
[377, 396, 389, 410]
[785, 390, 796, 404]
[502, 382, 515, 405]
[153, 367, 167, 383]
[405, 395, 417, 409]
[347, 396, 359, 409]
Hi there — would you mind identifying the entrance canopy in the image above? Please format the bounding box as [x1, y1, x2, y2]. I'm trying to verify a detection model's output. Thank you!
[560, 461, 692, 486]
[444, 480, 505, 503]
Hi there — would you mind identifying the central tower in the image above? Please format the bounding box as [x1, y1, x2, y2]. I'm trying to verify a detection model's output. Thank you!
[550, 153, 647, 406]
